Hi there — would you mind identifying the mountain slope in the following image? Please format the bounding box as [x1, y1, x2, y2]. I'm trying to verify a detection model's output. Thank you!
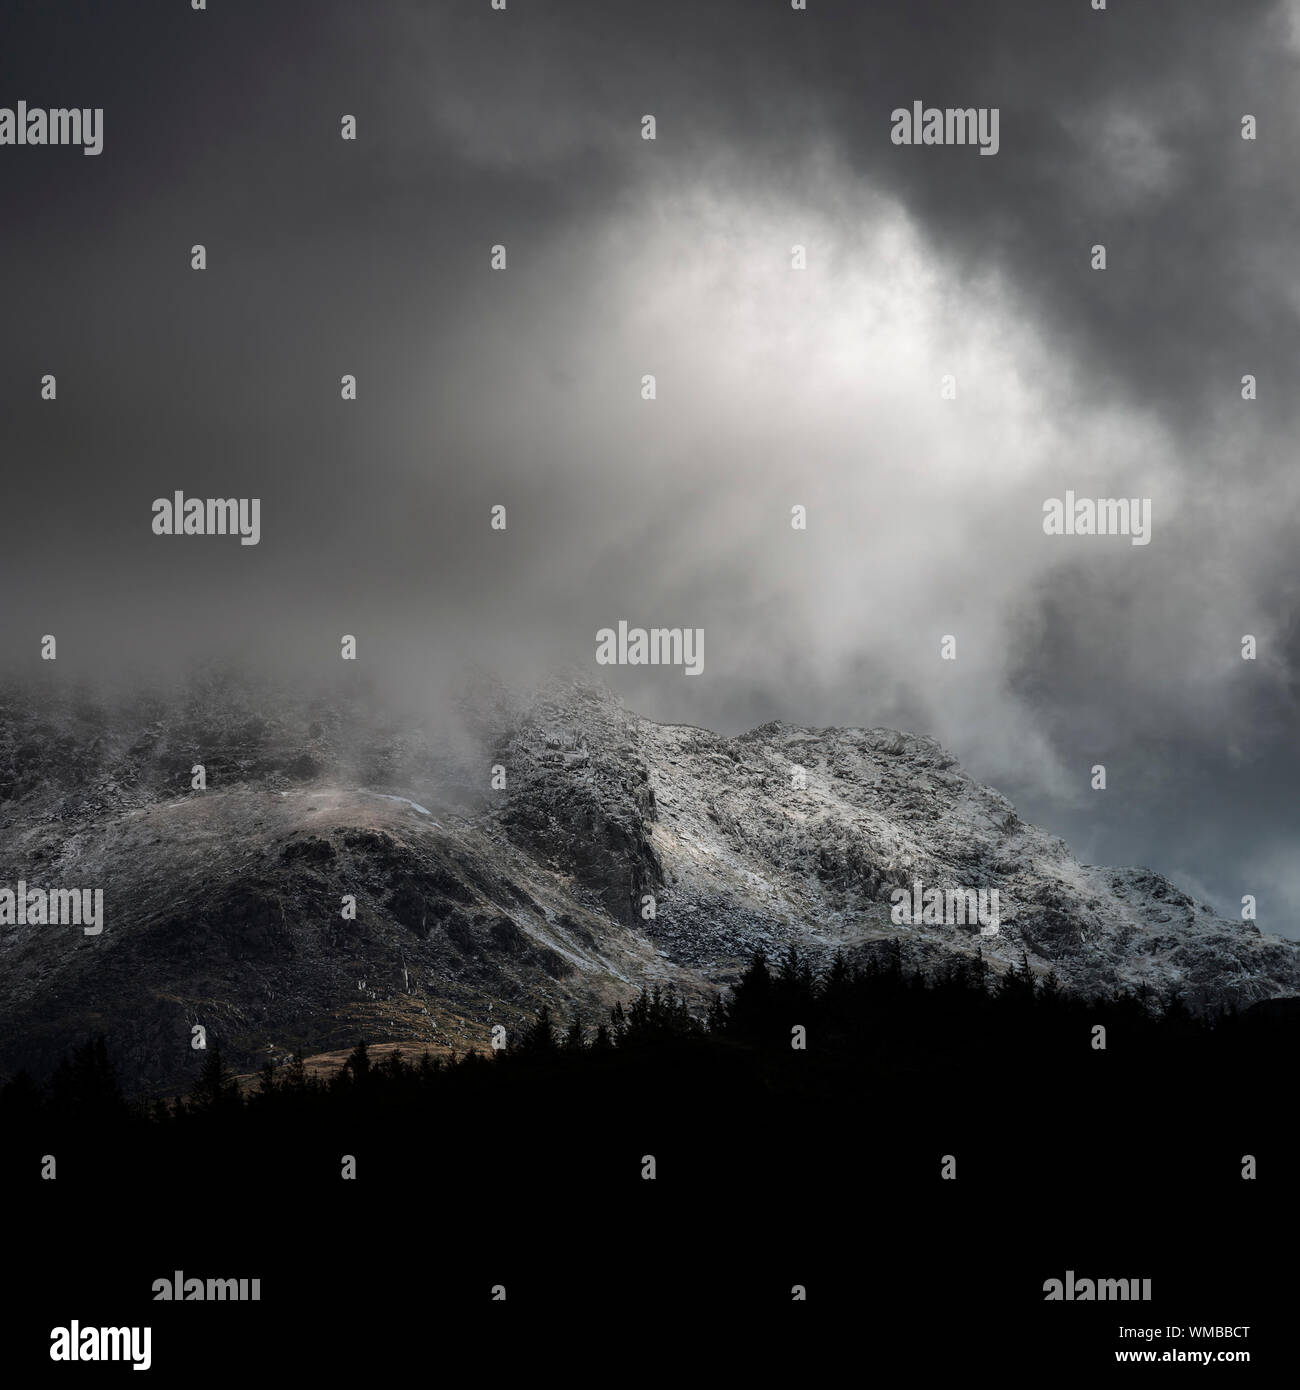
[0, 672, 1294, 1093]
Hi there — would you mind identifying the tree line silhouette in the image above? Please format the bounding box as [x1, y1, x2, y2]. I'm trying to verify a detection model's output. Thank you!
[2, 944, 1289, 1134]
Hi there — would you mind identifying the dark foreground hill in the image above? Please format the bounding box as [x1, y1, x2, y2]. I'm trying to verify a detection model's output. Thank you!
[2, 952, 1291, 1366]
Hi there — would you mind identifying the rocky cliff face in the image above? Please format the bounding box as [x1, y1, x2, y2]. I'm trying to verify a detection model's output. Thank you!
[491, 678, 1298, 1005]
[0, 672, 1294, 1093]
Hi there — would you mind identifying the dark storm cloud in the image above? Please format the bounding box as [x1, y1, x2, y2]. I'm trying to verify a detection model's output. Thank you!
[0, 0, 1296, 932]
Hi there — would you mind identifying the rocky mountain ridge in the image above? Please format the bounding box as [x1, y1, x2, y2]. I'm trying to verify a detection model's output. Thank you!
[0, 671, 1294, 1093]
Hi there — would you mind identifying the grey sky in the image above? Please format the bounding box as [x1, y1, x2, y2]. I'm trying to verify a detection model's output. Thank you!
[2, 0, 1296, 933]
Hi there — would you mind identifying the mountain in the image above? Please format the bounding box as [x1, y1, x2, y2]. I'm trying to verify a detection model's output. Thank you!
[0, 670, 1295, 1094]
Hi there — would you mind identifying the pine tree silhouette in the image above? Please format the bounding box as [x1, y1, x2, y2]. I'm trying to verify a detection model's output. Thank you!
[996, 951, 1036, 1004]
[191, 1042, 240, 1111]
[283, 1048, 308, 1091]
[705, 992, 728, 1035]
[776, 945, 814, 997]
[726, 950, 774, 1041]
[823, 951, 852, 1003]
[345, 1039, 372, 1086]
[517, 1004, 557, 1053]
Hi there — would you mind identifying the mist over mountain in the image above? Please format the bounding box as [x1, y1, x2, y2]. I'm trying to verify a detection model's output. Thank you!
[1, 670, 1292, 1096]
[5, 0, 1299, 1364]
[3, 0, 1300, 944]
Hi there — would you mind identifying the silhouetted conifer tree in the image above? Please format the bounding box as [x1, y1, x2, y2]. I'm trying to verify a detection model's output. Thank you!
[517, 1005, 557, 1054]
[1038, 969, 1063, 1005]
[776, 945, 814, 998]
[191, 1043, 240, 1111]
[996, 951, 1036, 1004]
[283, 1048, 307, 1091]
[727, 951, 774, 1040]
[823, 951, 852, 1004]
[609, 1000, 627, 1044]
[345, 1039, 372, 1086]
[705, 992, 728, 1035]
